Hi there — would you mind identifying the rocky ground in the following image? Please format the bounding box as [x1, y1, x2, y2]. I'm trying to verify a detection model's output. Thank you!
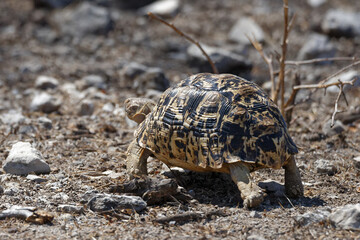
[0, 0, 360, 239]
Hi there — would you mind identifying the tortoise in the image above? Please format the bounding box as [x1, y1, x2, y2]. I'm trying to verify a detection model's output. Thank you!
[125, 73, 303, 208]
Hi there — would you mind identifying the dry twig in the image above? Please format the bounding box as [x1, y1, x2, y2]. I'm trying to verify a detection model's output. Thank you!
[148, 12, 219, 74]
[331, 81, 344, 127]
[153, 210, 226, 224]
[285, 57, 358, 66]
[247, 36, 275, 100]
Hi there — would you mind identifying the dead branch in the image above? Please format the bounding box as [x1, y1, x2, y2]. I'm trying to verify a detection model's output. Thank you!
[318, 60, 360, 85]
[153, 210, 226, 224]
[148, 12, 219, 74]
[248, 36, 276, 99]
[331, 81, 344, 127]
[274, 0, 291, 115]
[292, 78, 356, 90]
[286, 57, 358, 66]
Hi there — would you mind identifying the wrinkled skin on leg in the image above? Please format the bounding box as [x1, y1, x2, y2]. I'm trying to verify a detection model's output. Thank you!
[124, 98, 156, 124]
[283, 155, 304, 198]
[126, 139, 151, 178]
[229, 162, 265, 208]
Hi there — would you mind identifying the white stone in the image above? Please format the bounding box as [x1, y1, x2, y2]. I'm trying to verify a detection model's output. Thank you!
[58, 204, 84, 214]
[26, 174, 48, 183]
[354, 156, 360, 169]
[0, 110, 26, 125]
[2, 142, 51, 175]
[294, 208, 331, 227]
[314, 159, 337, 175]
[329, 204, 360, 230]
[30, 92, 61, 113]
[326, 70, 360, 93]
[87, 194, 147, 212]
[228, 17, 264, 44]
[35, 75, 59, 89]
[307, 0, 326, 7]
[139, 0, 179, 17]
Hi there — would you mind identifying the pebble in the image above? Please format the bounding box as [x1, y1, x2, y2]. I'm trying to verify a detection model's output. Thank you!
[57, 204, 84, 214]
[0, 110, 26, 125]
[139, 0, 180, 17]
[35, 75, 59, 89]
[294, 208, 331, 227]
[307, 0, 326, 7]
[117, 0, 155, 9]
[38, 116, 52, 129]
[133, 67, 170, 94]
[120, 63, 170, 94]
[102, 102, 115, 112]
[297, 34, 336, 60]
[26, 174, 48, 183]
[325, 70, 360, 93]
[187, 44, 252, 74]
[0, 185, 3, 195]
[321, 9, 360, 38]
[322, 119, 346, 137]
[329, 204, 360, 230]
[228, 17, 264, 44]
[4, 187, 19, 196]
[353, 156, 360, 169]
[87, 193, 147, 213]
[77, 75, 107, 90]
[78, 100, 95, 116]
[30, 92, 62, 113]
[2, 142, 51, 176]
[314, 159, 337, 175]
[258, 180, 285, 197]
[249, 211, 261, 218]
[33, 0, 75, 8]
[52, 2, 113, 38]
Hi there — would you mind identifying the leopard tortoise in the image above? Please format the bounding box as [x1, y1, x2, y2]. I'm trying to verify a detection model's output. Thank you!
[125, 73, 303, 208]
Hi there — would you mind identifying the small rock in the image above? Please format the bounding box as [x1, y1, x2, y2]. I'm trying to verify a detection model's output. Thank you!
[321, 9, 360, 38]
[35, 75, 59, 89]
[228, 17, 264, 44]
[314, 159, 337, 175]
[247, 234, 267, 240]
[322, 119, 346, 137]
[102, 102, 115, 112]
[33, 0, 75, 9]
[78, 100, 95, 116]
[38, 116, 52, 129]
[329, 204, 360, 230]
[30, 92, 62, 113]
[18, 125, 37, 136]
[34, 27, 58, 44]
[87, 194, 147, 212]
[4, 187, 19, 196]
[0, 110, 26, 125]
[52, 2, 113, 38]
[139, 0, 180, 17]
[2, 142, 51, 176]
[353, 156, 360, 169]
[0, 206, 35, 220]
[78, 75, 107, 90]
[26, 174, 48, 183]
[249, 211, 261, 218]
[294, 208, 331, 227]
[258, 180, 285, 197]
[187, 44, 252, 74]
[0, 186, 3, 195]
[133, 67, 170, 94]
[307, 0, 326, 7]
[297, 34, 336, 60]
[325, 71, 360, 93]
[119, 62, 147, 87]
[57, 204, 84, 214]
[144, 89, 163, 100]
[116, 0, 155, 9]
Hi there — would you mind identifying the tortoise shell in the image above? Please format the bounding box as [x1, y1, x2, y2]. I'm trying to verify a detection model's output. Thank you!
[135, 73, 297, 172]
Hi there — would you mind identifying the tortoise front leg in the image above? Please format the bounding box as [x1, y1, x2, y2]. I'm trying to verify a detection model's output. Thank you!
[229, 163, 265, 208]
[284, 155, 304, 198]
[126, 139, 151, 177]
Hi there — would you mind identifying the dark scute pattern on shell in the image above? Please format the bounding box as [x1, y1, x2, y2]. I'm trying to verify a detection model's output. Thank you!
[136, 73, 298, 170]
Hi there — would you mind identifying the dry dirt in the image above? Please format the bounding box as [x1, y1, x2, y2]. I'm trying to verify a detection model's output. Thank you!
[0, 0, 359, 239]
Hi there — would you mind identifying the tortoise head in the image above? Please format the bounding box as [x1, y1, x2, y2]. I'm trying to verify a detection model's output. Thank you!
[124, 98, 156, 124]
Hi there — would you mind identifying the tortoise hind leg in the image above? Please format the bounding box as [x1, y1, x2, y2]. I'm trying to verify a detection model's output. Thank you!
[229, 162, 265, 208]
[283, 155, 304, 198]
[126, 139, 151, 177]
